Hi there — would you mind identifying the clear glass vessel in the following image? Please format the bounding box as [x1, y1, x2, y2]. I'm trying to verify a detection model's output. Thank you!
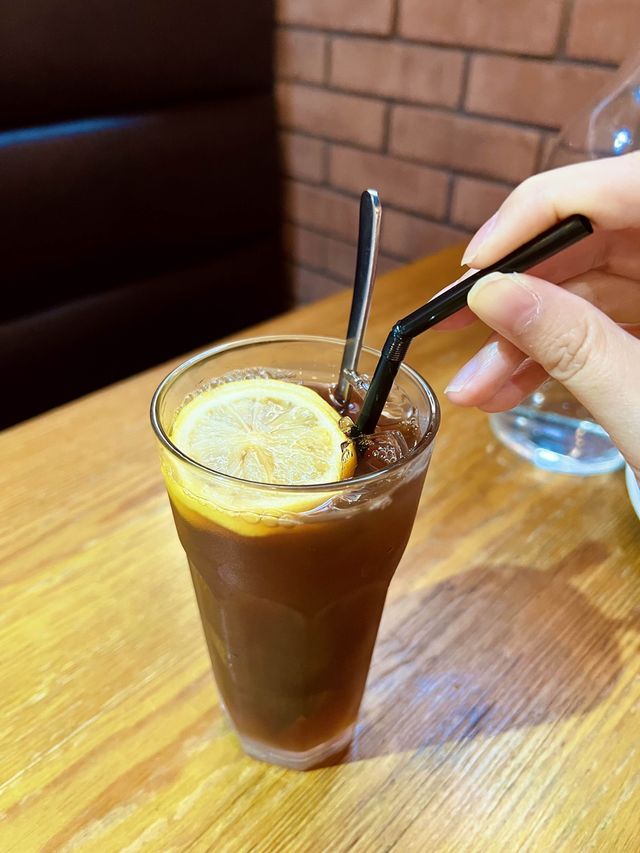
[490, 51, 640, 475]
[151, 336, 440, 768]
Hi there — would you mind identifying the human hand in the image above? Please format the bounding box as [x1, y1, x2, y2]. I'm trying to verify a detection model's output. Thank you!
[442, 153, 640, 474]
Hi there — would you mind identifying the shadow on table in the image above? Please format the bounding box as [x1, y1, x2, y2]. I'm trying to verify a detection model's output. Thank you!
[347, 541, 634, 762]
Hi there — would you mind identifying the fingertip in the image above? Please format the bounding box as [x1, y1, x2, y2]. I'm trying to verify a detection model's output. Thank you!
[443, 387, 479, 407]
[467, 272, 541, 333]
[461, 212, 499, 267]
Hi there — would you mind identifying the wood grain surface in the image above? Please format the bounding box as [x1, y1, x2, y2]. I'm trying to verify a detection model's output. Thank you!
[1, 245, 639, 852]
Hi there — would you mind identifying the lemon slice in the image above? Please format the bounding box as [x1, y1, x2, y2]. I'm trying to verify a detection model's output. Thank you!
[163, 378, 356, 536]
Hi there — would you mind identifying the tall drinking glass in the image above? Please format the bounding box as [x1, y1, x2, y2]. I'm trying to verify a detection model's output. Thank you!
[151, 336, 439, 769]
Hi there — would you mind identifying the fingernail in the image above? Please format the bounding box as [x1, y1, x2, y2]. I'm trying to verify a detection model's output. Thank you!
[467, 272, 540, 333]
[461, 212, 499, 267]
[445, 341, 501, 394]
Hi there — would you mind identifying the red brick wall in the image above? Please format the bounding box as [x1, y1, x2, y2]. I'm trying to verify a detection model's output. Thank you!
[276, 0, 639, 303]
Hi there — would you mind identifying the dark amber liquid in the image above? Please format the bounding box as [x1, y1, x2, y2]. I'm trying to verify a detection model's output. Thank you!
[170, 384, 428, 754]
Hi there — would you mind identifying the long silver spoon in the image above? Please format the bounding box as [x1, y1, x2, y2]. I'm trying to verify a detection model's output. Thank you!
[335, 189, 382, 406]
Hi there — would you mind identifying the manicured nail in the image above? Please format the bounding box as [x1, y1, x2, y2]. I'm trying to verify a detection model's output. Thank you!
[461, 212, 499, 267]
[467, 272, 540, 334]
[445, 341, 501, 394]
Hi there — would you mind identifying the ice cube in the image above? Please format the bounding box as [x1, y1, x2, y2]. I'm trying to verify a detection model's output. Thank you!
[360, 429, 410, 471]
[381, 385, 416, 424]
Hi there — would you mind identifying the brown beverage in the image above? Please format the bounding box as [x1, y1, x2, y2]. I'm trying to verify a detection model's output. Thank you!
[151, 337, 439, 769]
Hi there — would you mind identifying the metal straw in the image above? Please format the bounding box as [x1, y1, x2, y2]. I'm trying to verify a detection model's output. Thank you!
[353, 213, 594, 438]
[336, 189, 382, 406]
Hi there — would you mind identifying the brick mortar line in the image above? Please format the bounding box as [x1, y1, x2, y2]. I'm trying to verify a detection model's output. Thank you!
[323, 31, 332, 86]
[389, 0, 401, 39]
[281, 129, 531, 185]
[286, 216, 474, 264]
[458, 50, 472, 109]
[279, 75, 463, 113]
[284, 200, 460, 230]
[287, 225, 420, 263]
[321, 139, 332, 184]
[286, 224, 413, 261]
[292, 250, 412, 281]
[277, 80, 586, 134]
[281, 133, 520, 189]
[283, 183, 474, 228]
[448, 174, 516, 192]
[286, 190, 462, 228]
[557, 0, 578, 60]
[275, 25, 620, 70]
[380, 101, 392, 154]
[447, 38, 467, 221]
[279, 110, 546, 148]
[286, 215, 476, 255]
[283, 169, 520, 203]
[444, 171, 455, 222]
[282, 171, 326, 188]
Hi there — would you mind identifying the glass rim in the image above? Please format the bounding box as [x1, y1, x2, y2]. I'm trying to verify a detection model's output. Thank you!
[150, 334, 440, 492]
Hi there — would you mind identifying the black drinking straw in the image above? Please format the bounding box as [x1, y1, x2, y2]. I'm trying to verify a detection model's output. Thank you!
[353, 213, 593, 438]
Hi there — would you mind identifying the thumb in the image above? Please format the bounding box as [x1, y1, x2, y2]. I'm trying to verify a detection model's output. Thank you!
[467, 271, 640, 473]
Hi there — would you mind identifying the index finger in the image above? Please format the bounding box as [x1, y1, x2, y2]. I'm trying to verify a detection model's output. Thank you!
[466, 151, 640, 269]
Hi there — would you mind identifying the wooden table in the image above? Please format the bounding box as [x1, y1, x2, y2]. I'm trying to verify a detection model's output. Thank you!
[2, 246, 639, 852]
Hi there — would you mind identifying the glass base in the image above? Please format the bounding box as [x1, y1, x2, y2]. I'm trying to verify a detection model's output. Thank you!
[489, 408, 624, 476]
[237, 724, 354, 770]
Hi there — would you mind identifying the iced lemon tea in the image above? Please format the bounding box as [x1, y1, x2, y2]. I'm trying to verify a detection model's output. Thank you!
[151, 337, 439, 769]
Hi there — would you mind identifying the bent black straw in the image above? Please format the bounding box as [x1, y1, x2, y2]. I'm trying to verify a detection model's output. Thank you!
[354, 213, 593, 437]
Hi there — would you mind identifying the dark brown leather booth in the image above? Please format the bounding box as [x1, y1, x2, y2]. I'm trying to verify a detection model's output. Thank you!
[1, 1, 287, 429]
